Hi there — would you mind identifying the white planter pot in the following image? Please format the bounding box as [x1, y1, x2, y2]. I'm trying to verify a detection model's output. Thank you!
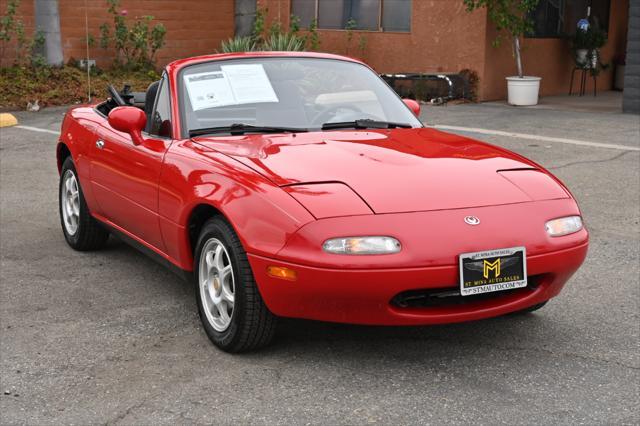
[575, 49, 599, 69]
[575, 49, 589, 67]
[506, 76, 541, 106]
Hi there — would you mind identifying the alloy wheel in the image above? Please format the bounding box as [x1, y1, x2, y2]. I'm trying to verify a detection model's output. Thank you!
[61, 170, 80, 236]
[199, 238, 235, 332]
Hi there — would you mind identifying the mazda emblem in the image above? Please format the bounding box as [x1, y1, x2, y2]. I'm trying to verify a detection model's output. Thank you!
[464, 216, 480, 225]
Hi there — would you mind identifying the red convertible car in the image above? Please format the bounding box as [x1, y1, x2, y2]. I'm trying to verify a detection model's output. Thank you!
[57, 52, 588, 352]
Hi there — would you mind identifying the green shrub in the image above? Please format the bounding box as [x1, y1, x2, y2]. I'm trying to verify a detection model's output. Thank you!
[0, 64, 158, 108]
[219, 8, 317, 53]
[570, 22, 608, 76]
[262, 33, 305, 51]
[220, 36, 257, 53]
[463, 0, 540, 78]
[0, 0, 46, 68]
[252, 7, 266, 44]
[306, 18, 320, 50]
[571, 25, 607, 51]
[98, 0, 166, 71]
[459, 68, 480, 102]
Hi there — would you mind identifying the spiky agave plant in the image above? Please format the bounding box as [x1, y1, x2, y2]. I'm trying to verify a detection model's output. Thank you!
[262, 33, 305, 52]
[219, 36, 258, 53]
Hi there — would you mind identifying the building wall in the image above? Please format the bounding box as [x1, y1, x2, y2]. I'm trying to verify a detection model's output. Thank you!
[0, 0, 36, 67]
[2, 0, 630, 102]
[261, 0, 629, 101]
[259, 0, 491, 98]
[482, 0, 629, 101]
[1, 0, 235, 68]
[623, 0, 639, 113]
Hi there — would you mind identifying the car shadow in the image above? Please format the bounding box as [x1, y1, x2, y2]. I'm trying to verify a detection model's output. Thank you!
[101, 236, 193, 295]
[99, 236, 561, 360]
[247, 311, 559, 363]
[280, 313, 543, 342]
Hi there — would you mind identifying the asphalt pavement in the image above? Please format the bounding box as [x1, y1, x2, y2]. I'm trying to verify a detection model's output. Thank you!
[1, 103, 639, 425]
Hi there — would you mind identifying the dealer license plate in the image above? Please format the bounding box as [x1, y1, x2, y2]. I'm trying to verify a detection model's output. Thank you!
[459, 247, 527, 296]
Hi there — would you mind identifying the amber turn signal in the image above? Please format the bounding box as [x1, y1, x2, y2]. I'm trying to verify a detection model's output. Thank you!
[266, 266, 298, 281]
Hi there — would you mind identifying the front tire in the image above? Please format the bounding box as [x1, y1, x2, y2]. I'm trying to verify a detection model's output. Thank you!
[59, 157, 109, 250]
[194, 217, 277, 352]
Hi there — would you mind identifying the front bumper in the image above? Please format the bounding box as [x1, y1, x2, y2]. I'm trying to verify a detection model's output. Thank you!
[248, 241, 588, 326]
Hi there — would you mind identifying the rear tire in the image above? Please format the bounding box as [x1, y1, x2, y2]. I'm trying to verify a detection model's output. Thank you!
[59, 157, 109, 250]
[194, 216, 277, 352]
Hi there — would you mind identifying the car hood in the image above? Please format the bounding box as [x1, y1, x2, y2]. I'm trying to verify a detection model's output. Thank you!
[192, 128, 568, 214]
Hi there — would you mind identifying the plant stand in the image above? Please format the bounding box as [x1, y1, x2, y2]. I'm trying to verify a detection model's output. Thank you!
[569, 67, 597, 97]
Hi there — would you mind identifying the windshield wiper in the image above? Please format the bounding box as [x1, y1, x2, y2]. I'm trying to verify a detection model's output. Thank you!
[189, 123, 308, 137]
[321, 119, 413, 131]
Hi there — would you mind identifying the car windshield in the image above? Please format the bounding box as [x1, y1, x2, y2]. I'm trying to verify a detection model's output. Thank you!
[179, 57, 422, 137]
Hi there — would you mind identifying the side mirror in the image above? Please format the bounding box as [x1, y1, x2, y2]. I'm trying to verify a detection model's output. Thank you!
[403, 98, 421, 117]
[108, 106, 146, 145]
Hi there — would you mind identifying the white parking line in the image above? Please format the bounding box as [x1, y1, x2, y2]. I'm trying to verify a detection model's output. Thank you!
[433, 124, 640, 152]
[15, 125, 60, 135]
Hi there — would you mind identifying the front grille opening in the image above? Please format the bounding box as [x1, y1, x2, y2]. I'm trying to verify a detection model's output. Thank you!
[390, 274, 545, 309]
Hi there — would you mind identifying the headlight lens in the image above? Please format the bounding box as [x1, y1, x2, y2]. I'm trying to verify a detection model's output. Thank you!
[322, 236, 401, 255]
[545, 216, 583, 237]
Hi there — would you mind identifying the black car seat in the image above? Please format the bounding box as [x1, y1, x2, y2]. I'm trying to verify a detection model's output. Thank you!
[145, 81, 160, 133]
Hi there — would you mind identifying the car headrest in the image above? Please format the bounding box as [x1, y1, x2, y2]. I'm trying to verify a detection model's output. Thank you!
[145, 80, 161, 132]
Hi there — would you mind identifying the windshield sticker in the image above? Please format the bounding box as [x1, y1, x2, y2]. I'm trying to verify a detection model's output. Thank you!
[184, 71, 236, 111]
[220, 64, 279, 105]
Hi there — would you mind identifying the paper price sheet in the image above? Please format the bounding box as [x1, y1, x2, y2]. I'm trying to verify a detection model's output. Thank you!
[184, 64, 279, 111]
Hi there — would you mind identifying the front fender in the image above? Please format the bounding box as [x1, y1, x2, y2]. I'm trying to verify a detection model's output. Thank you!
[57, 106, 104, 214]
[158, 140, 315, 270]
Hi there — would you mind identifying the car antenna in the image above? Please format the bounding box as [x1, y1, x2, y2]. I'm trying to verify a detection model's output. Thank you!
[84, 0, 91, 103]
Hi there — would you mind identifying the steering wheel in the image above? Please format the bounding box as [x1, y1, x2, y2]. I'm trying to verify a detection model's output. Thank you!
[310, 104, 364, 126]
[108, 84, 126, 106]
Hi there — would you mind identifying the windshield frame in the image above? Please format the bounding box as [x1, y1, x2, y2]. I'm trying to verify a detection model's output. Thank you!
[176, 56, 423, 139]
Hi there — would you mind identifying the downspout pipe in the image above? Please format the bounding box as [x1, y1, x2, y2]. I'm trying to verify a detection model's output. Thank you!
[34, 0, 63, 66]
[235, 0, 257, 37]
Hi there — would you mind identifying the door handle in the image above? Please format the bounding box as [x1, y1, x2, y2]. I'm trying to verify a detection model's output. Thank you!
[96, 139, 105, 149]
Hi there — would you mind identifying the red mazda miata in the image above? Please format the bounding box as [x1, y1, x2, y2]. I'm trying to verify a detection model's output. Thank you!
[57, 52, 588, 352]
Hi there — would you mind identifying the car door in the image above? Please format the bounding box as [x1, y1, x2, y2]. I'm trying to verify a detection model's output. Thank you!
[90, 76, 173, 253]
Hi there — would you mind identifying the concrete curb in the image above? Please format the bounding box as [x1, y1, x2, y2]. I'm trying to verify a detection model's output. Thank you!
[0, 113, 18, 127]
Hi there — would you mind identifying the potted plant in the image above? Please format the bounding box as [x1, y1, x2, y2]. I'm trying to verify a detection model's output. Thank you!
[464, 0, 541, 106]
[571, 23, 607, 70]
